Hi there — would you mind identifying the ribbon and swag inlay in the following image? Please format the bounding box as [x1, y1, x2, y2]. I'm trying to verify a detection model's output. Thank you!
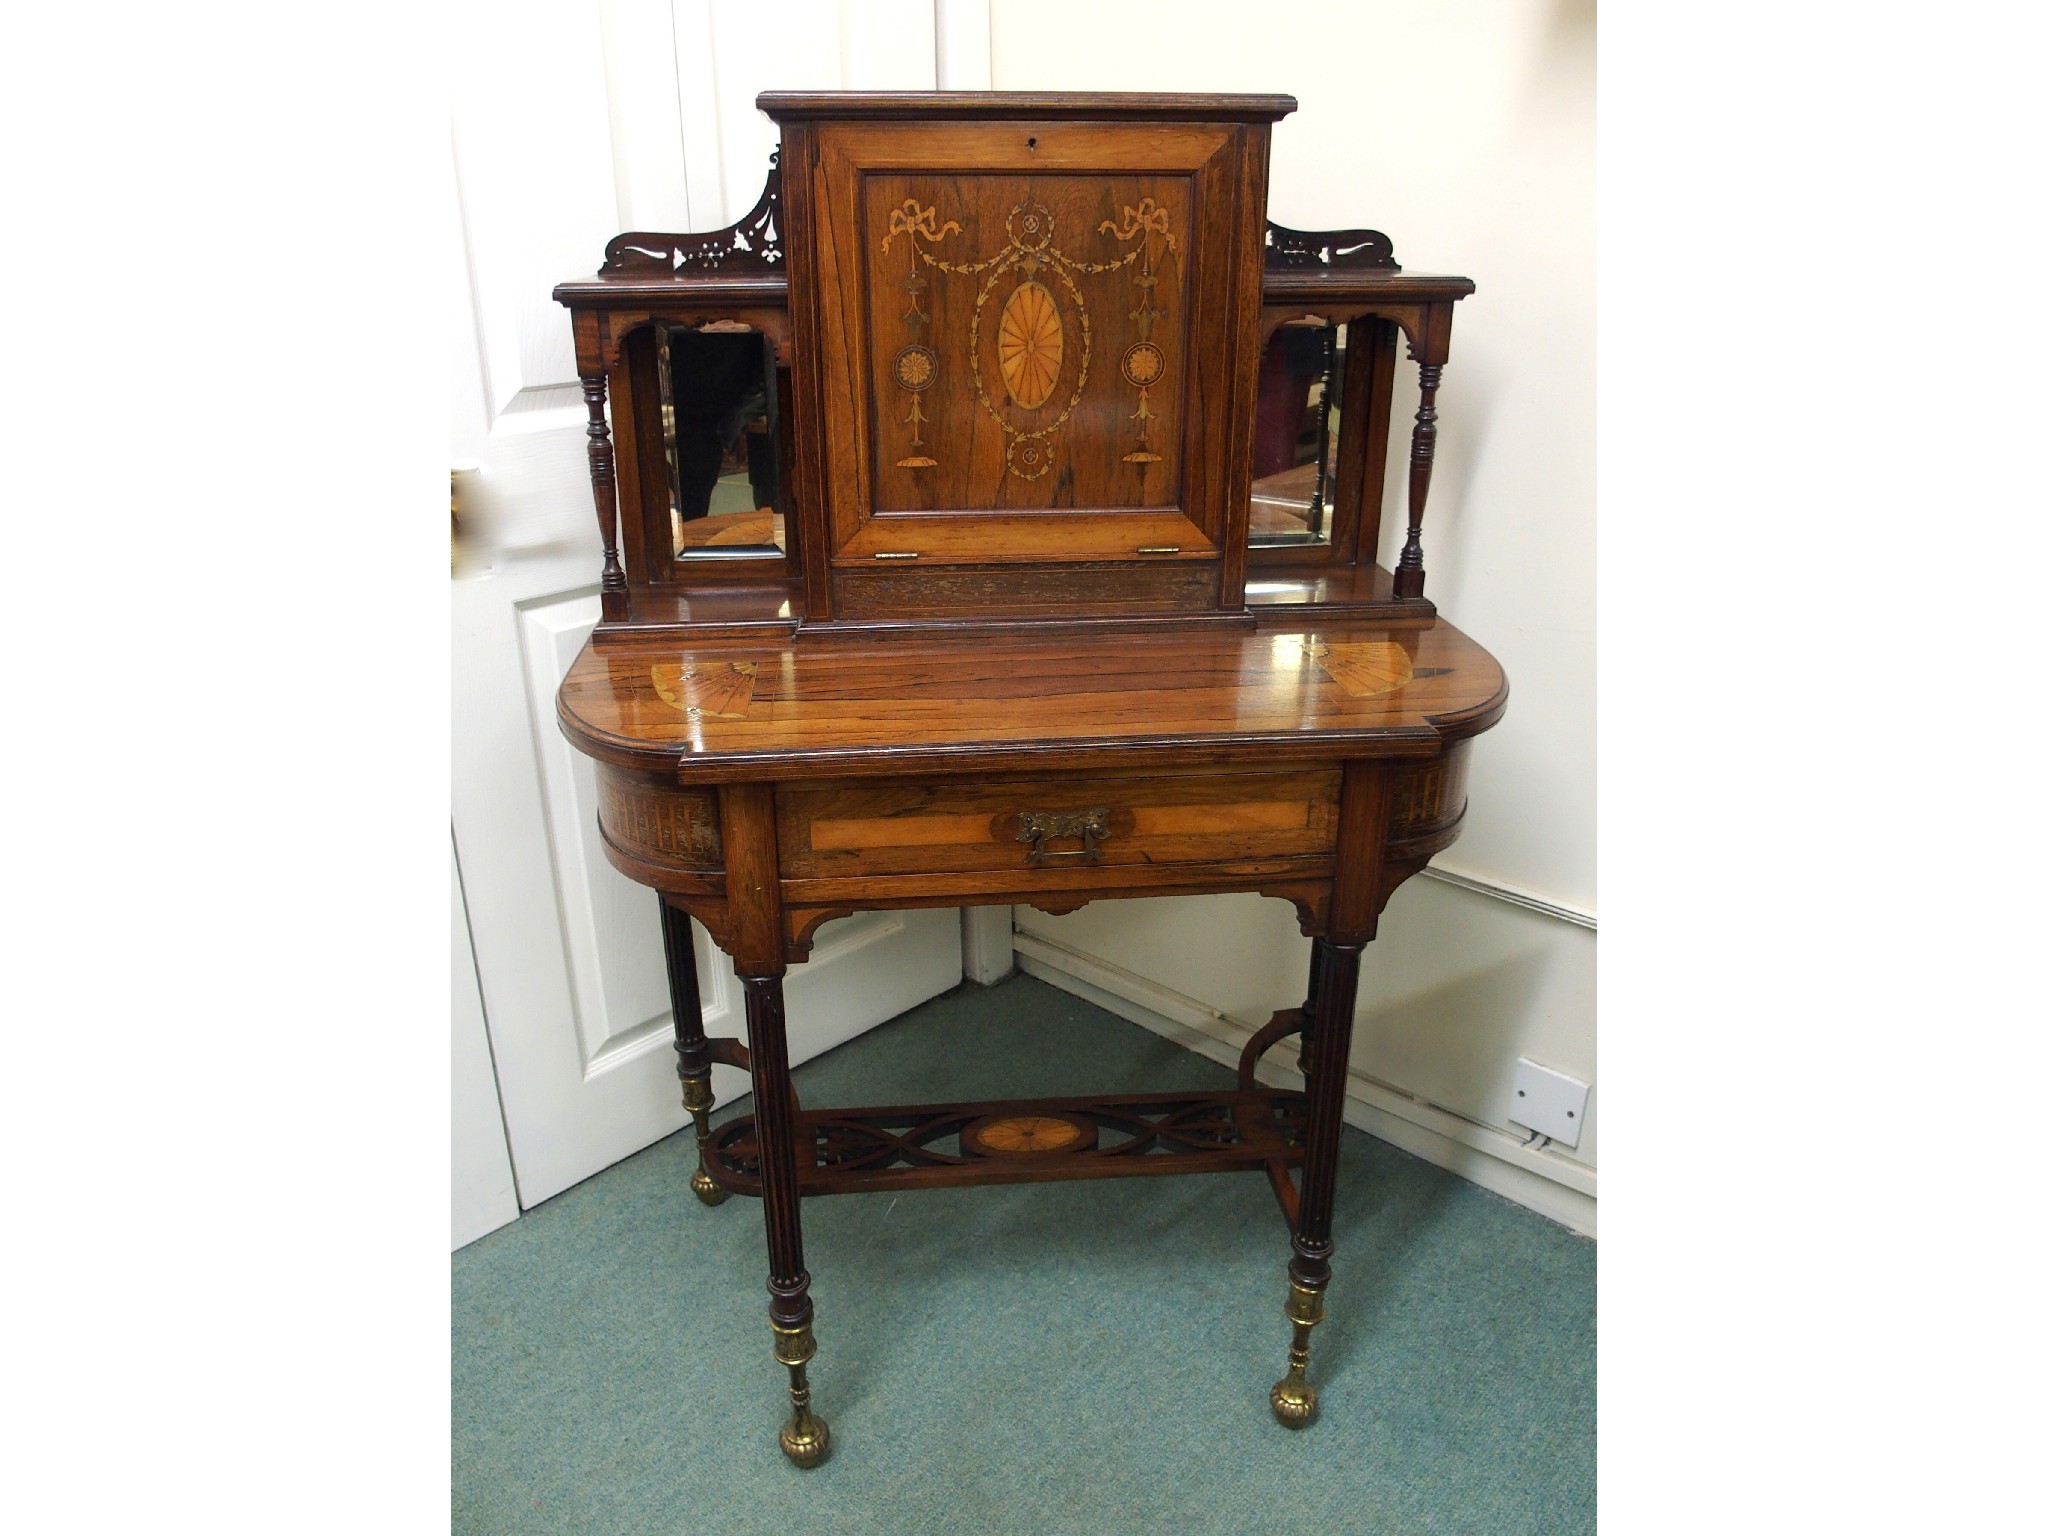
[878, 195, 1179, 480]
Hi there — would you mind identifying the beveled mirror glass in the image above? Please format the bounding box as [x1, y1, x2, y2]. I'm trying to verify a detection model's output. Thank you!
[1248, 319, 1343, 548]
[661, 324, 788, 559]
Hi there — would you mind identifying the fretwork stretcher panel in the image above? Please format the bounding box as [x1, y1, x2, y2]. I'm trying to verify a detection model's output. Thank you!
[705, 1087, 1310, 1198]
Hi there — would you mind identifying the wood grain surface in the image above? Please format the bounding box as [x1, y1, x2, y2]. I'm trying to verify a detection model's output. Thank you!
[557, 616, 1505, 780]
[776, 764, 1338, 878]
[795, 119, 1265, 587]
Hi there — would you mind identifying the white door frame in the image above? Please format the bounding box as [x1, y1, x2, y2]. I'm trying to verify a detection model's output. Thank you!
[451, 1, 1005, 1248]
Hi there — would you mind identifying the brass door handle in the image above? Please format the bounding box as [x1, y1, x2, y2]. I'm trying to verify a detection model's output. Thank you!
[1015, 808, 1112, 865]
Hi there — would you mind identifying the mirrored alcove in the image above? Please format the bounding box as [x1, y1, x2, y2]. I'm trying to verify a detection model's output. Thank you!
[659, 324, 788, 560]
[1249, 319, 1345, 548]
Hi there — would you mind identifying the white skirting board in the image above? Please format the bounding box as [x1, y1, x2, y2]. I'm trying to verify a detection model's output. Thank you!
[1012, 932, 1597, 1237]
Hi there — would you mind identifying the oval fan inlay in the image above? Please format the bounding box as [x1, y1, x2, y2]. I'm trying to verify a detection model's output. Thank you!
[996, 280, 1064, 409]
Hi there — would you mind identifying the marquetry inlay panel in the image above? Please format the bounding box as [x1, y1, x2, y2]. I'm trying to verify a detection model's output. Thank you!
[1310, 640, 1457, 701]
[866, 176, 1191, 506]
[961, 1112, 1097, 1157]
[651, 661, 757, 719]
[1391, 741, 1471, 835]
[596, 765, 723, 869]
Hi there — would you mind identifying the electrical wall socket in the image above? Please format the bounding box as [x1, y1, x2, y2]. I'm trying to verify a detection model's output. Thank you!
[1509, 1058, 1590, 1149]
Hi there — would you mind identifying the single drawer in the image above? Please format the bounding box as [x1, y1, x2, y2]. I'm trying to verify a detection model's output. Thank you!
[776, 767, 1341, 879]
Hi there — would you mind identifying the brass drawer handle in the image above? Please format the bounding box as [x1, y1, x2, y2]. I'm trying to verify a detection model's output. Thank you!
[1016, 807, 1112, 865]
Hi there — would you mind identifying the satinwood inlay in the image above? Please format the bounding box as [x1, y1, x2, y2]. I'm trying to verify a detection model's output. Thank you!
[996, 281, 1065, 408]
[1310, 641, 1457, 701]
[960, 1112, 1099, 1157]
[652, 661, 758, 719]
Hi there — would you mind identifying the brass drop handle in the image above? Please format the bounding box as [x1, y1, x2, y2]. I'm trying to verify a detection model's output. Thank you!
[1016, 807, 1112, 865]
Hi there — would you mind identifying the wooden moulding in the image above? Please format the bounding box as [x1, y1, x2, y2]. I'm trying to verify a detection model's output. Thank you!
[829, 562, 1218, 621]
[554, 617, 1506, 781]
[757, 91, 1300, 123]
[785, 875, 1332, 960]
[1245, 562, 1435, 622]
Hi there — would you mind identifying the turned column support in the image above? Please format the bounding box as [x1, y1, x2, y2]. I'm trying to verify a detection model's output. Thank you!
[1391, 302, 1455, 602]
[579, 370, 629, 622]
[659, 899, 728, 1207]
[1392, 360, 1443, 600]
[1307, 321, 1338, 539]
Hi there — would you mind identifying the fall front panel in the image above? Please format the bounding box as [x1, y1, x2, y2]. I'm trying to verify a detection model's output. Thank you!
[863, 173, 1192, 513]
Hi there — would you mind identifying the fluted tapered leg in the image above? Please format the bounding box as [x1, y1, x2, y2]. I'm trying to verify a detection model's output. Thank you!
[741, 973, 829, 1467]
[1272, 938, 1363, 1427]
[1296, 939, 1325, 1081]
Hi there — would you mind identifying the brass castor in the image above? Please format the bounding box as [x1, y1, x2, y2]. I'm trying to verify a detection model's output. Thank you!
[773, 1320, 831, 1468]
[690, 1167, 730, 1206]
[681, 1074, 730, 1206]
[780, 1405, 831, 1468]
[1270, 1279, 1326, 1429]
[1271, 1372, 1318, 1428]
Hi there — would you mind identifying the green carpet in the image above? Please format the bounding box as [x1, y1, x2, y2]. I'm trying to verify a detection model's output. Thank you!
[453, 975, 1595, 1534]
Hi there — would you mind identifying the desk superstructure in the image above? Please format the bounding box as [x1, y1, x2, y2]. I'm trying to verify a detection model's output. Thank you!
[553, 91, 1502, 1467]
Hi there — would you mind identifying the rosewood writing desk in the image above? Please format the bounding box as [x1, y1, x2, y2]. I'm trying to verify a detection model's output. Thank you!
[552, 91, 1504, 1468]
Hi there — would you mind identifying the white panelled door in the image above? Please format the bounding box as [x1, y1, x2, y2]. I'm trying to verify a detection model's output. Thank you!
[451, 1, 976, 1236]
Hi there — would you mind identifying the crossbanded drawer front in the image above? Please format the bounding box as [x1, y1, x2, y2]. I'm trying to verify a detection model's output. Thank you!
[776, 768, 1340, 878]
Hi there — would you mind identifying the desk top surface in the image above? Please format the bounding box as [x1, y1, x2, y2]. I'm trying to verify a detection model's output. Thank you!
[557, 618, 1505, 782]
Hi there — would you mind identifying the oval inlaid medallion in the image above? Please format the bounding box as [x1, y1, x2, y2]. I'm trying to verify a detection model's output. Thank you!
[996, 280, 1064, 409]
[961, 1111, 1098, 1158]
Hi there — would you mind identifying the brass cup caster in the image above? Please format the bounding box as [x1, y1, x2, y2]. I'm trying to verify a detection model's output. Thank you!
[1271, 1371, 1318, 1428]
[690, 1167, 730, 1206]
[779, 1406, 831, 1468]
[773, 1320, 830, 1469]
[1270, 1279, 1325, 1429]
[681, 1075, 729, 1206]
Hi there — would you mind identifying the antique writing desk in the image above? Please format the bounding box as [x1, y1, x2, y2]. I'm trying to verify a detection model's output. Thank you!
[553, 92, 1503, 1467]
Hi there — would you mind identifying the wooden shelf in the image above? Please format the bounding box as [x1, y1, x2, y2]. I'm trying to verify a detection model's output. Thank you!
[705, 1087, 1308, 1197]
[1245, 561, 1436, 623]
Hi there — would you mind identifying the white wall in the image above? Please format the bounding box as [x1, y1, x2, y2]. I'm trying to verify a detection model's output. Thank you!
[990, 0, 1597, 1226]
